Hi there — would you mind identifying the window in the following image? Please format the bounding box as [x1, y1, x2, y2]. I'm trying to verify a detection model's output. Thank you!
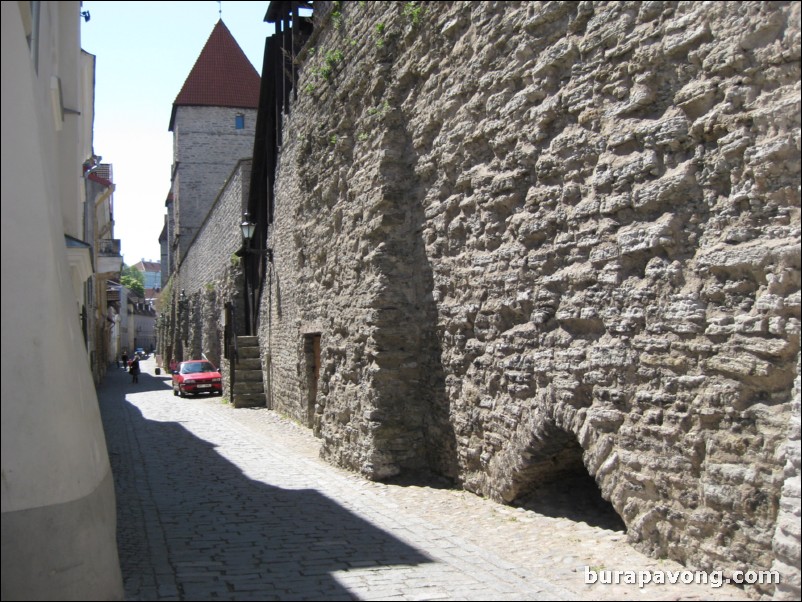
[235, 114, 245, 129]
[22, 2, 41, 73]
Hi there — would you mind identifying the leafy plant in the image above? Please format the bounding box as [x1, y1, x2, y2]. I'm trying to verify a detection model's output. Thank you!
[403, 2, 424, 25]
[121, 264, 145, 298]
[375, 22, 386, 47]
[313, 48, 344, 81]
[325, 49, 344, 67]
[367, 100, 391, 117]
[331, 10, 342, 29]
[156, 277, 173, 313]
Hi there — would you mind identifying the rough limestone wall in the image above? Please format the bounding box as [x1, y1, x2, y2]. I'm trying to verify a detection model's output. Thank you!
[771, 351, 801, 601]
[267, 0, 800, 591]
[267, 3, 456, 474]
[165, 161, 249, 393]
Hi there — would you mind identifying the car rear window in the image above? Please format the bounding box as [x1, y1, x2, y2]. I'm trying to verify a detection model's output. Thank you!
[180, 362, 216, 374]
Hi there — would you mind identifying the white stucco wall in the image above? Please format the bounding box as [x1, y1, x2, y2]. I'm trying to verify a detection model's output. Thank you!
[1, 2, 122, 598]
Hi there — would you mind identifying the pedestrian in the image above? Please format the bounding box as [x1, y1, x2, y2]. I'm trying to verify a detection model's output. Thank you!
[130, 354, 141, 384]
[121, 351, 128, 369]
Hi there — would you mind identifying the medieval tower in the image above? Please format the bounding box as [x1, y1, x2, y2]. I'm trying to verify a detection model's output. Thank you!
[166, 20, 260, 272]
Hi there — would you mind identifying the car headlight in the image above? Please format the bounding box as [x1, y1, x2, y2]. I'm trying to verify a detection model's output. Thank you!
[212, 378, 222, 383]
[184, 379, 196, 385]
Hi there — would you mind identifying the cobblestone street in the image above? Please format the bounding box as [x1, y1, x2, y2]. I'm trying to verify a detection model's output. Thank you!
[98, 358, 751, 601]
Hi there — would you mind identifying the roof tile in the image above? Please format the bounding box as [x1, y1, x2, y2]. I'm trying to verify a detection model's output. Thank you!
[170, 20, 260, 130]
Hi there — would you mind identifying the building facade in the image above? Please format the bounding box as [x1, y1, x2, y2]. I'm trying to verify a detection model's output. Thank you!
[1, 2, 123, 598]
[85, 162, 124, 382]
[132, 296, 157, 352]
[133, 259, 162, 291]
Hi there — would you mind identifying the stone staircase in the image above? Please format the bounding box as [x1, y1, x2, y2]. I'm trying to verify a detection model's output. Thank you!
[232, 336, 265, 408]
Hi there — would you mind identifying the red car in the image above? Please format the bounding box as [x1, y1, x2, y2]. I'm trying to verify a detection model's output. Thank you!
[172, 360, 223, 397]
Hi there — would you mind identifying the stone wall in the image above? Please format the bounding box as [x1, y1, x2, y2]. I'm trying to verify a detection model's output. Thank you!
[161, 160, 250, 395]
[771, 352, 801, 600]
[172, 106, 257, 263]
[262, 1, 800, 596]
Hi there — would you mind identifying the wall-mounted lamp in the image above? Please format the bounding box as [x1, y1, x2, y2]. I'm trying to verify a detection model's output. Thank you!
[240, 213, 256, 245]
[240, 212, 273, 261]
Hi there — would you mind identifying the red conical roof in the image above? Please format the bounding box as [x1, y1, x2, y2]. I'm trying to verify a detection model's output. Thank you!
[169, 20, 260, 131]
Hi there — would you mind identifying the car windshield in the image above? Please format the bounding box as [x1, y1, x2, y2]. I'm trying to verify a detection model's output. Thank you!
[180, 362, 216, 374]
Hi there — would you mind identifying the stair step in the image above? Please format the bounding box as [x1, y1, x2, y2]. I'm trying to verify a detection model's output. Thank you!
[237, 336, 259, 346]
[233, 393, 265, 408]
[235, 370, 264, 382]
[234, 381, 264, 394]
[234, 358, 262, 370]
[236, 347, 260, 359]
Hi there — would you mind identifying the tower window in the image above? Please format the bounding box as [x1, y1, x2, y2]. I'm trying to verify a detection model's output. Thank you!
[235, 114, 245, 129]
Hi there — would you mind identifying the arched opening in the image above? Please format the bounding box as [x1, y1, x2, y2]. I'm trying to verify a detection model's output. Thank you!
[509, 421, 625, 532]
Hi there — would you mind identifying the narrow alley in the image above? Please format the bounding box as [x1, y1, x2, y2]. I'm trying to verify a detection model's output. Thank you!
[98, 357, 750, 601]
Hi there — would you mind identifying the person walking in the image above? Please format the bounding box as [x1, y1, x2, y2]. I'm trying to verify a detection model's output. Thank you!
[130, 354, 141, 384]
[121, 351, 128, 369]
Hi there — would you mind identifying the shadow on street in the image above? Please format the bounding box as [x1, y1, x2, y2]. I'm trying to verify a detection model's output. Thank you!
[513, 474, 627, 532]
[97, 362, 432, 600]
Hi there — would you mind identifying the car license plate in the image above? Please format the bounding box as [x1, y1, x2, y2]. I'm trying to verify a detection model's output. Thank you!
[197, 384, 211, 388]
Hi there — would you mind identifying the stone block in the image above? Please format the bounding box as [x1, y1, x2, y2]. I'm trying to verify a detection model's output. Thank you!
[616, 213, 678, 256]
[631, 162, 698, 212]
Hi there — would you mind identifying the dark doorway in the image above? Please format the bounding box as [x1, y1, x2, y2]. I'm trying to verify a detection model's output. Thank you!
[509, 422, 626, 532]
[304, 334, 321, 427]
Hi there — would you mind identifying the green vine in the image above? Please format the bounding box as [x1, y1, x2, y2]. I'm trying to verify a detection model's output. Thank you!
[375, 22, 386, 47]
[403, 2, 424, 26]
[367, 100, 391, 117]
[331, 4, 343, 29]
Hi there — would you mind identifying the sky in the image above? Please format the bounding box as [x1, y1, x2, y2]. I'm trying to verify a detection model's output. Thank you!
[80, 1, 275, 266]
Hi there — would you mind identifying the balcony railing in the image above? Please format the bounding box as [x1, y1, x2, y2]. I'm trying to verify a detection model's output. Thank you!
[97, 239, 123, 275]
[98, 239, 121, 256]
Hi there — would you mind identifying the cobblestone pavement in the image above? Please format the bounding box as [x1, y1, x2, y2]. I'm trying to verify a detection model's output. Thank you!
[99, 358, 751, 601]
